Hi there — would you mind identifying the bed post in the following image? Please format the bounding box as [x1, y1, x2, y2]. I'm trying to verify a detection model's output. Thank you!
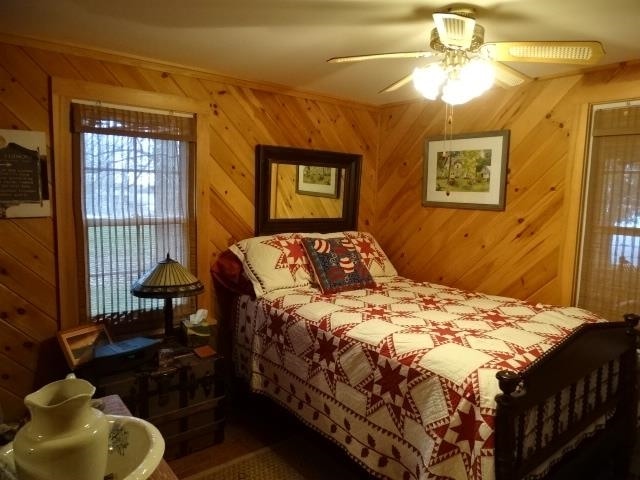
[494, 370, 522, 480]
[618, 313, 639, 476]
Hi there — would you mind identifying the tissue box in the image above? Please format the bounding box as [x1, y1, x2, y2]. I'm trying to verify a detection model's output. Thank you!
[181, 318, 214, 347]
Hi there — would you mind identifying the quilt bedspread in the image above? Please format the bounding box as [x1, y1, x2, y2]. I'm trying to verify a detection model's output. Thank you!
[232, 277, 604, 480]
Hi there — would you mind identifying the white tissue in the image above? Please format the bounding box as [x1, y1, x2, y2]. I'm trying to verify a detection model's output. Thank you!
[189, 309, 208, 325]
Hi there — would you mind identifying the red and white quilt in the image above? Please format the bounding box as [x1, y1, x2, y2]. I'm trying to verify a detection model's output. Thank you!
[232, 277, 604, 480]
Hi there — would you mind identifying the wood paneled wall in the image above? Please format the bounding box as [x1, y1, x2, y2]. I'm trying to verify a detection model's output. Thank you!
[0, 33, 638, 420]
[0, 36, 379, 420]
[376, 62, 640, 305]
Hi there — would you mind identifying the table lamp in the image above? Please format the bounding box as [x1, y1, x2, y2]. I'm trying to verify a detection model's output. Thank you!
[131, 253, 204, 337]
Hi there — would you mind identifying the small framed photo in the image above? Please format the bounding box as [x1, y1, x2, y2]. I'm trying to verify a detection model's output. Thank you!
[296, 165, 341, 198]
[423, 130, 510, 211]
[57, 324, 112, 369]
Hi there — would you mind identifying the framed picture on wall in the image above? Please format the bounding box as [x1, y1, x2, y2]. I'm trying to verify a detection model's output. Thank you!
[0, 129, 51, 219]
[296, 165, 341, 198]
[423, 130, 510, 211]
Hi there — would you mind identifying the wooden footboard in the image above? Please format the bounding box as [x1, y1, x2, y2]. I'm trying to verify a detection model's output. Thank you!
[495, 313, 639, 480]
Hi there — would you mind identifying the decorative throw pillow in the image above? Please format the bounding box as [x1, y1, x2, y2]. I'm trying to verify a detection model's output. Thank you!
[229, 233, 313, 297]
[343, 231, 398, 278]
[302, 236, 376, 294]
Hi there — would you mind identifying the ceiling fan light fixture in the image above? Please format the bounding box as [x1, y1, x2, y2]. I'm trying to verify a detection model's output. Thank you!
[413, 64, 447, 100]
[328, 10, 602, 100]
[441, 78, 476, 105]
[413, 55, 494, 105]
[462, 57, 495, 94]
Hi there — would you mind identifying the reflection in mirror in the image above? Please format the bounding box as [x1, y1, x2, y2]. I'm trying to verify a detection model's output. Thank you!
[270, 163, 346, 219]
[255, 145, 361, 235]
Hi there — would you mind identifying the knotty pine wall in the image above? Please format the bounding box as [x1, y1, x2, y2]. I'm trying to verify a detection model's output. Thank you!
[376, 62, 640, 305]
[0, 36, 379, 420]
[0, 33, 638, 421]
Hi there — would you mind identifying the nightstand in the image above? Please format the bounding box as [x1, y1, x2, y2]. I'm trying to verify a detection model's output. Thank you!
[79, 350, 226, 459]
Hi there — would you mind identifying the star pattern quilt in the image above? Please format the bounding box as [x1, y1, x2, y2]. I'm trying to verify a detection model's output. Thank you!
[232, 277, 604, 480]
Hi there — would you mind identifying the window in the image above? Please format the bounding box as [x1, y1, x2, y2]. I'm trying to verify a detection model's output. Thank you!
[71, 103, 196, 328]
[576, 101, 640, 320]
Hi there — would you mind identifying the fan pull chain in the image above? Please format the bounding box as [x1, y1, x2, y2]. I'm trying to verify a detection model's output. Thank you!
[443, 104, 454, 195]
[442, 104, 454, 154]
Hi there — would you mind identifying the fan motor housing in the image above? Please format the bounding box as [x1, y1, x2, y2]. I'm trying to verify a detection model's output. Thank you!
[430, 24, 485, 52]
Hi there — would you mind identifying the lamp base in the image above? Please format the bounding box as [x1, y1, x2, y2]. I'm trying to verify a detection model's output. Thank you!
[164, 297, 176, 338]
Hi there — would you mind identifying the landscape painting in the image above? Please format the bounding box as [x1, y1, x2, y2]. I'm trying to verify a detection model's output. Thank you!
[423, 130, 510, 211]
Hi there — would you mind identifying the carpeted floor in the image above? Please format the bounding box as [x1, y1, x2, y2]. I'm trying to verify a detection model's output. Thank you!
[183, 429, 640, 480]
[181, 428, 640, 480]
[182, 433, 370, 480]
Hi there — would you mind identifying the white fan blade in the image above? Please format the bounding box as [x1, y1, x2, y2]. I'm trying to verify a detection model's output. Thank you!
[379, 72, 414, 93]
[328, 51, 434, 63]
[491, 62, 531, 88]
[480, 41, 605, 64]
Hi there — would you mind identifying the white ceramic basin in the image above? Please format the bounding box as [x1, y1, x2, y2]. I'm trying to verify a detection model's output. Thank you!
[0, 415, 165, 480]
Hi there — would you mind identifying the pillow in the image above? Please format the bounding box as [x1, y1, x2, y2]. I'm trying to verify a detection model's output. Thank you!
[302, 237, 376, 294]
[229, 233, 313, 297]
[211, 249, 255, 297]
[343, 231, 397, 278]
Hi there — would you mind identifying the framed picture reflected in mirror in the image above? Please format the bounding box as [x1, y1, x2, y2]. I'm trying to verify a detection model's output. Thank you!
[296, 165, 341, 198]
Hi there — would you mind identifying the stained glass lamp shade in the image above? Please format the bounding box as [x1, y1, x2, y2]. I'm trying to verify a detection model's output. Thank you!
[131, 253, 204, 337]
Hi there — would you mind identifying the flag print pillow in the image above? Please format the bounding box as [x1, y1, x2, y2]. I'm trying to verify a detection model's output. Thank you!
[302, 236, 376, 294]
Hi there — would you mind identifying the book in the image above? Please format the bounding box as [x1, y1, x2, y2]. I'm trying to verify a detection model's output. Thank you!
[194, 344, 216, 358]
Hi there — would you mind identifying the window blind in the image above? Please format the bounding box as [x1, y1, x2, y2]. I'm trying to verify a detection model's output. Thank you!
[576, 104, 640, 320]
[71, 103, 196, 324]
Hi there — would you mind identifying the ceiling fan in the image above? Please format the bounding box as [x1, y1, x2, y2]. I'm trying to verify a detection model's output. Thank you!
[327, 6, 605, 103]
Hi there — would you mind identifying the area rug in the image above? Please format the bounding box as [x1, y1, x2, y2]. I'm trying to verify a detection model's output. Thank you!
[183, 434, 366, 480]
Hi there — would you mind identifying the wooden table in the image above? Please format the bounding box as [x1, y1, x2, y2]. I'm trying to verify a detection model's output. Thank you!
[101, 394, 179, 480]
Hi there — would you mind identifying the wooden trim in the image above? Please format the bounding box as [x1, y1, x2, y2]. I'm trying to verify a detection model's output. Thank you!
[51, 77, 211, 329]
[195, 110, 212, 315]
[52, 77, 211, 116]
[71, 129, 88, 320]
[559, 103, 591, 305]
[51, 85, 78, 330]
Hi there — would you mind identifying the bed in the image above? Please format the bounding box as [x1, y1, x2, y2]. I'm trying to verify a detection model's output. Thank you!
[213, 230, 639, 480]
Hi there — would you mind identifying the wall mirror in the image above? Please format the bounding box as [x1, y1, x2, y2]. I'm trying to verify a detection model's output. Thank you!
[255, 145, 361, 235]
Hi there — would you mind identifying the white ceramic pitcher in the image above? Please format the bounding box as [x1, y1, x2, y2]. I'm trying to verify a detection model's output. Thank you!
[11, 374, 109, 480]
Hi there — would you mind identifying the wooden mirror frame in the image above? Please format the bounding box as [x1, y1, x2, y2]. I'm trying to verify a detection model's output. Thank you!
[255, 145, 361, 235]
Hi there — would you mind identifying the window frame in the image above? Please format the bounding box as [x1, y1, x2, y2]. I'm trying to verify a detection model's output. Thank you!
[52, 78, 211, 330]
